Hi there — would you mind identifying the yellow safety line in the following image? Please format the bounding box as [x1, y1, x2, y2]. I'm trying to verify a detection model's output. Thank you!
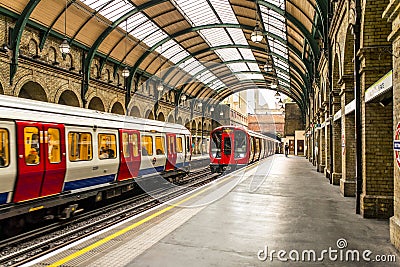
[47, 162, 260, 267]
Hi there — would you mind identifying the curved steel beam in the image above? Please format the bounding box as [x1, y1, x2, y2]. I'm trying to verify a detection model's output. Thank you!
[10, 0, 41, 84]
[82, 0, 169, 103]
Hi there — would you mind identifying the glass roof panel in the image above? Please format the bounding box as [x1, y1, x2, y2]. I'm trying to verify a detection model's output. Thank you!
[173, 0, 262, 81]
[173, 0, 219, 26]
[209, 0, 239, 24]
[259, 3, 290, 88]
[227, 63, 249, 73]
[199, 28, 232, 47]
[237, 73, 265, 81]
[248, 63, 260, 72]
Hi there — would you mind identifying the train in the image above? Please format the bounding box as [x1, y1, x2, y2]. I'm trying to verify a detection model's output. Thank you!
[0, 94, 193, 232]
[209, 126, 279, 173]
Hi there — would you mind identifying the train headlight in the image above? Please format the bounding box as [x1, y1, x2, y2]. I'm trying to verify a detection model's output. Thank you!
[239, 153, 244, 158]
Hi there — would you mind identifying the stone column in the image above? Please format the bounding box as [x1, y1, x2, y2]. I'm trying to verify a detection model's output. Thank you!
[318, 110, 326, 173]
[331, 91, 342, 185]
[324, 104, 331, 178]
[340, 81, 356, 197]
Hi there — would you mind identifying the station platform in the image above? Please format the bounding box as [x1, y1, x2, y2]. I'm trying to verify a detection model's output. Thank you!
[26, 155, 399, 266]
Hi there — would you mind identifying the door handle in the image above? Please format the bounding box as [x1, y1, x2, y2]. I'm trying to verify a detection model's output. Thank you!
[93, 166, 99, 170]
[152, 157, 157, 165]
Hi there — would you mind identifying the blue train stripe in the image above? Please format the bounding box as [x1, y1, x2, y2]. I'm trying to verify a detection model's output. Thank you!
[175, 162, 189, 168]
[138, 166, 165, 176]
[63, 174, 116, 191]
[0, 192, 8, 204]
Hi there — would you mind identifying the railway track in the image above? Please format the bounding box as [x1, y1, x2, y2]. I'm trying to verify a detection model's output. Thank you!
[0, 167, 218, 267]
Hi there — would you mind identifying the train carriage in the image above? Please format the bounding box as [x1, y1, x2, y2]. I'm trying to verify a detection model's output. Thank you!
[0, 95, 191, 227]
[209, 126, 278, 173]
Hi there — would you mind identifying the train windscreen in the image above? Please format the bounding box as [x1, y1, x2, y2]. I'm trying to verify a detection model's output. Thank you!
[234, 130, 247, 158]
[211, 130, 222, 158]
[223, 136, 231, 155]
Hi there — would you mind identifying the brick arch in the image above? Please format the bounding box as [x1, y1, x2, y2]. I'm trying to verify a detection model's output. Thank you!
[333, 53, 341, 91]
[18, 81, 48, 102]
[343, 27, 354, 77]
[145, 110, 154, 120]
[157, 112, 165, 122]
[28, 38, 39, 57]
[110, 101, 125, 115]
[129, 106, 141, 117]
[13, 74, 50, 99]
[57, 90, 80, 107]
[167, 114, 174, 123]
[53, 82, 82, 106]
[177, 116, 183, 125]
[88, 96, 105, 112]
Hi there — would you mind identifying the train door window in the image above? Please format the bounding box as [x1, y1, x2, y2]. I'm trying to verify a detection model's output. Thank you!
[98, 134, 116, 159]
[24, 126, 40, 165]
[250, 137, 255, 154]
[122, 132, 130, 158]
[47, 128, 61, 163]
[142, 135, 153, 156]
[131, 133, 139, 157]
[234, 130, 247, 158]
[167, 136, 175, 154]
[68, 132, 92, 161]
[211, 130, 222, 158]
[155, 136, 165, 155]
[176, 137, 183, 153]
[185, 136, 190, 153]
[223, 136, 232, 155]
[255, 138, 260, 154]
[0, 128, 9, 167]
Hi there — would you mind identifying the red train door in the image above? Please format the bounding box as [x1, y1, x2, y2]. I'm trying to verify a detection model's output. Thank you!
[14, 122, 67, 202]
[166, 133, 177, 171]
[14, 121, 45, 202]
[41, 123, 66, 196]
[118, 130, 141, 181]
[221, 132, 233, 164]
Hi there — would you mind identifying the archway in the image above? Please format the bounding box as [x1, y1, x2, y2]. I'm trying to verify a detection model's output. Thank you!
[129, 106, 141, 117]
[88, 97, 105, 112]
[167, 114, 174, 123]
[146, 110, 154, 120]
[58, 90, 80, 107]
[177, 117, 183, 125]
[111, 102, 125, 115]
[19, 81, 47, 102]
[0, 83, 3, 95]
[157, 112, 165, 122]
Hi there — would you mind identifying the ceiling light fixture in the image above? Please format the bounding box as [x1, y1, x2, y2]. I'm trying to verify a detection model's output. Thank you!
[251, 1, 263, 43]
[122, 19, 130, 78]
[59, 0, 70, 54]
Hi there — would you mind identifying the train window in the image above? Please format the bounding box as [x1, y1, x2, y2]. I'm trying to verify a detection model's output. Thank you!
[169, 136, 176, 154]
[155, 136, 165, 155]
[234, 130, 247, 158]
[176, 137, 183, 153]
[47, 128, 61, 163]
[255, 138, 260, 154]
[98, 134, 116, 159]
[24, 127, 40, 165]
[186, 136, 190, 153]
[131, 133, 139, 157]
[0, 128, 9, 167]
[142, 135, 153, 156]
[223, 137, 232, 155]
[211, 130, 222, 158]
[122, 132, 130, 158]
[68, 132, 92, 161]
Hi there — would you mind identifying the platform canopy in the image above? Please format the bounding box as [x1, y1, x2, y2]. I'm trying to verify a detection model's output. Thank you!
[1, 0, 325, 109]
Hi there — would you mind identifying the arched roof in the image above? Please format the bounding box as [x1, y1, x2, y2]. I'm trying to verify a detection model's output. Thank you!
[3, 0, 325, 110]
